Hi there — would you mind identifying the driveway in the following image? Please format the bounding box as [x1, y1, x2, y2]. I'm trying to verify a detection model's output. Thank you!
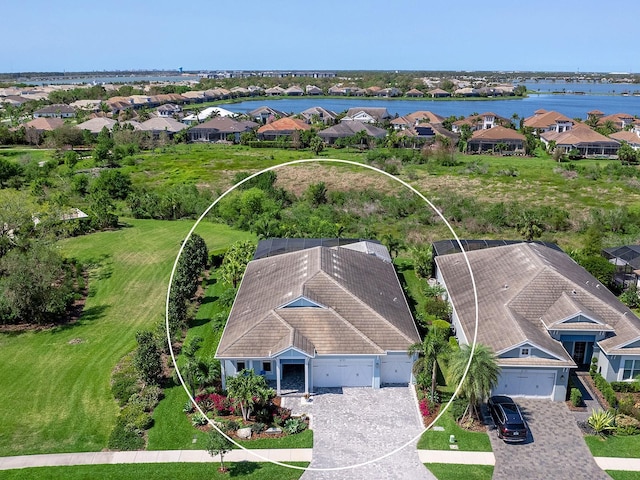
[487, 399, 611, 480]
[283, 387, 434, 480]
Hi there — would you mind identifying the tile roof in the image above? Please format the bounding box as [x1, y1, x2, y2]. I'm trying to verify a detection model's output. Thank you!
[257, 117, 310, 133]
[610, 131, 640, 145]
[318, 121, 387, 139]
[24, 117, 64, 131]
[470, 125, 525, 141]
[435, 243, 640, 361]
[523, 110, 574, 129]
[76, 117, 117, 133]
[216, 245, 419, 358]
[541, 124, 619, 145]
[139, 117, 187, 133]
[189, 117, 257, 133]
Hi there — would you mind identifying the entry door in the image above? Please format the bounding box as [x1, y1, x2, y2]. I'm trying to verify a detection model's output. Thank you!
[573, 342, 587, 365]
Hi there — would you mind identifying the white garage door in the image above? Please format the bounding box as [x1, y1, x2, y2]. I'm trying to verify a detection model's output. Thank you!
[493, 369, 556, 398]
[380, 356, 413, 385]
[312, 358, 373, 388]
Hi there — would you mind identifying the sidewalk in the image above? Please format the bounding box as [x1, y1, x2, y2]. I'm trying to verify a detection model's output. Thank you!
[0, 449, 312, 471]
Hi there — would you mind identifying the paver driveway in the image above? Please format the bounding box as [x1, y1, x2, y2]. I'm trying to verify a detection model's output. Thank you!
[488, 398, 611, 480]
[284, 387, 434, 480]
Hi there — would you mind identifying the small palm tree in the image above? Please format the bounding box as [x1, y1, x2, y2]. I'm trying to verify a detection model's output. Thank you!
[409, 325, 450, 401]
[448, 343, 500, 421]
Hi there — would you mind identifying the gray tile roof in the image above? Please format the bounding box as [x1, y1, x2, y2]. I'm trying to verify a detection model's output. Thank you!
[435, 243, 640, 363]
[216, 245, 419, 359]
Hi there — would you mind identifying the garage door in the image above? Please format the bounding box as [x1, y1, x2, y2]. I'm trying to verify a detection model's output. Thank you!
[312, 358, 373, 388]
[492, 369, 556, 398]
[380, 356, 413, 385]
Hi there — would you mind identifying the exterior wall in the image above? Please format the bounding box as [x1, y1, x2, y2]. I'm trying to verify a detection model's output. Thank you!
[499, 346, 558, 360]
[435, 266, 468, 346]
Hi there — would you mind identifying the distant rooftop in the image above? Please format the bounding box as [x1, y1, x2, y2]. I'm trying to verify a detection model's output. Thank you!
[254, 238, 383, 260]
[432, 239, 564, 257]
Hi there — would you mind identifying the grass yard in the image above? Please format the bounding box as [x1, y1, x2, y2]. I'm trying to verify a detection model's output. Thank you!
[425, 463, 494, 480]
[417, 409, 492, 452]
[0, 462, 308, 480]
[607, 471, 640, 480]
[585, 434, 640, 458]
[0, 218, 254, 456]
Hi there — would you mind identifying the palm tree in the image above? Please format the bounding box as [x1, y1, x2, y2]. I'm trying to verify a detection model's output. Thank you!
[448, 343, 500, 421]
[409, 326, 451, 401]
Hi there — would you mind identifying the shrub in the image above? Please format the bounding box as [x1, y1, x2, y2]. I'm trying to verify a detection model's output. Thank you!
[590, 357, 598, 375]
[191, 412, 208, 427]
[283, 417, 308, 435]
[448, 398, 468, 422]
[591, 371, 618, 408]
[611, 381, 640, 393]
[129, 385, 163, 412]
[219, 419, 240, 433]
[251, 422, 266, 434]
[120, 404, 153, 431]
[570, 388, 583, 407]
[419, 399, 430, 417]
[183, 401, 195, 414]
[111, 370, 139, 407]
[616, 414, 640, 436]
[107, 422, 145, 451]
[588, 409, 616, 437]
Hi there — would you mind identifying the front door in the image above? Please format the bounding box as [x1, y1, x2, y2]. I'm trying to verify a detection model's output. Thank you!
[573, 342, 587, 365]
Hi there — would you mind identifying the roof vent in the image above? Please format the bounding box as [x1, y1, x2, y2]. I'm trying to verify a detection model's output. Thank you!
[503, 284, 509, 289]
[572, 289, 577, 295]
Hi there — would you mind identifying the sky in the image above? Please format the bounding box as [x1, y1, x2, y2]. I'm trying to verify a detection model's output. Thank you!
[3, 0, 639, 74]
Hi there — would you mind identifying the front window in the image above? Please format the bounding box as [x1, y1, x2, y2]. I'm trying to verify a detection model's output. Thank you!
[623, 359, 640, 380]
[262, 361, 272, 373]
[520, 348, 530, 357]
[236, 361, 245, 372]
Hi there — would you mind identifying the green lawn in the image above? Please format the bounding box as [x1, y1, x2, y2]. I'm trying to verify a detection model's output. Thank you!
[607, 471, 640, 480]
[425, 463, 494, 480]
[0, 218, 254, 456]
[417, 410, 492, 452]
[585, 434, 640, 458]
[0, 463, 308, 480]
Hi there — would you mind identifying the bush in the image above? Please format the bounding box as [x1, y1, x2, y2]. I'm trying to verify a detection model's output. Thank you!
[611, 381, 640, 393]
[419, 399, 430, 417]
[111, 372, 139, 407]
[183, 401, 195, 414]
[107, 422, 145, 451]
[120, 403, 153, 431]
[191, 412, 208, 427]
[283, 417, 308, 435]
[588, 409, 615, 437]
[251, 422, 266, 434]
[447, 398, 468, 422]
[570, 388, 583, 407]
[616, 414, 640, 436]
[128, 385, 163, 412]
[591, 371, 618, 408]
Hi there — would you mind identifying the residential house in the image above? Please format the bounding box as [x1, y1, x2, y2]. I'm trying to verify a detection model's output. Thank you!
[265, 86, 286, 96]
[318, 121, 387, 145]
[33, 104, 76, 118]
[138, 117, 187, 138]
[523, 110, 574, 133]
[428, 88, 451, 98]
[452, 112, 509, 133]
[284, 85, 304, 96]
[1, 95, 31, 106]
[182, 106, 236, 125]
[305, 85, 324, 95]
[365, 86, 382, 96]
[610, 130, 640, 150]
[598, 113, 636, 131]
[453, 87, 479, 97]
[215, 239, 420, 395]
[156, 104, 182, 118]
[466, 126, 526, 153]
[342, 107, 392, 124]
[181, 91, 208, 103]
[77, 117, 118, 134]
[248, 106, 288, 124]
[405, 88, 424, 98]
[435, 241, 640, 401]
[541, 124, 620, 157]
[328, 85, 364, 96]
[300, 106, 337, 125]
[375, 87, 402, 97]
[257, 117, 310, 140]
[391, 111, 444, 130]
[187, 117, 257, 142]
[23, 117, 64, 132]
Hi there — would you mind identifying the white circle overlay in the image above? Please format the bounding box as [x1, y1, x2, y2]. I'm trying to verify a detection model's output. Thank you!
[166, 158, 479, 472]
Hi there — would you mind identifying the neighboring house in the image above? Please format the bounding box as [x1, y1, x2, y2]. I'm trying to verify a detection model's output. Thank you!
[375, 87, 402, 97]
[76, 117, 118, 134]
[435, 241, 640, 401]
[181, 91, 208, 103]
[33, 104, 76, 118]
[247, 106, 288, 124]
[428, 88, 451, 98]
[306, 85, 324, 95]
[523, 109, 574, 133]
[300, 106, 337, 125]
[1, 95, 31, 106]
[70, 99, 101, 112]
[342, 107, 391, 124]
[454, 87, 479, 97]
[156, 104, 182, 118]
[602, 245, 640, 287]
[541, 124, 620, 157]
[405, 88, 424, 98]
[466, 126, 526, 153]
[257, 117, 310, 140]
[215, 239, 420, 395]
[284, 85, 304, 96]
[598, 113, 636, 131]
[452, 112, 509, 133]
[187, 117, 257, 142]
[138, 117, 187, 138]
[182, 106, 235, 125]
[391, 111, 444, 130]
[265, 86, 286, 96]
[318, 121, 387, 145]
[610, 130, 640, 150]
[23, 117, 64, 132]
[328, 85, 364, 96]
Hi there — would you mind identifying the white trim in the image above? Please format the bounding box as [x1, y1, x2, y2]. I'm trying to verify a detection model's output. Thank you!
[496, 340, 566, 361]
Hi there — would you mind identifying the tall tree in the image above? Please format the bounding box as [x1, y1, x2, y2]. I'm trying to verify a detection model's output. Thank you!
[409, 324, 451, 401]
[448, 343, 500, 421]
[219, 240, 255, 288]
[225, 369, 274, 422]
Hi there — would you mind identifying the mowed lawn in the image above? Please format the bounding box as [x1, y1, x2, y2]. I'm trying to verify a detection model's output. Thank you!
[0, 218, 254, 456]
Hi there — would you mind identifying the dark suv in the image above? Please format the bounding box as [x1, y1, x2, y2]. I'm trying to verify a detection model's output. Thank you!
[487, 395, 529, 442]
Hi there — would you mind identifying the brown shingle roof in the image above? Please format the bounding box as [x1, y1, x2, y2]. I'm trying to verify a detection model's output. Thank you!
[216, 245, 419, 358]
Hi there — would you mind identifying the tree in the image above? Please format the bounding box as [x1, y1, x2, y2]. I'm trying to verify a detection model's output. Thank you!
[516, 210, 544, 241]
[133, 330, 163, 386]
[448, 343, 500, 422]
[409, 325, 451, 401]
[206, 429, 234, 473]
[310, 135, 324, 156]
[225, 369, 274, 422]
[305, 182, 328, 207]
[219, 240, 255, 288]
[618, 142, 637, 165]
[411, 245, 433, 279]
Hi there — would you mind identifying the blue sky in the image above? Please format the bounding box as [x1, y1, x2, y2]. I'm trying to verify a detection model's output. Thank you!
[3, 0, 638, 73]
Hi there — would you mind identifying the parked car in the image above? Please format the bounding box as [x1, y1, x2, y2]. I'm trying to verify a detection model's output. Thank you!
[487, 395, 529, 442]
